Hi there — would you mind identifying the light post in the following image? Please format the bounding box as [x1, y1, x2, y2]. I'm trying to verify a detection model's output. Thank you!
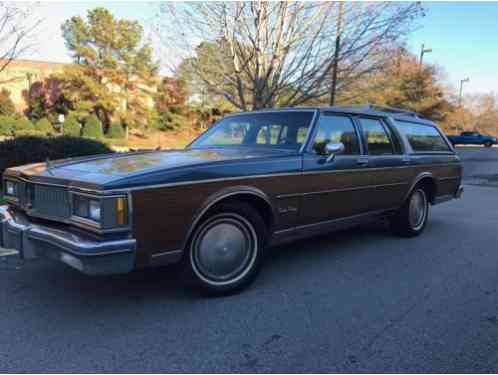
[419, 43, 432, 66]
[459, 77, 470, 106]
[458, 78, 470, 133]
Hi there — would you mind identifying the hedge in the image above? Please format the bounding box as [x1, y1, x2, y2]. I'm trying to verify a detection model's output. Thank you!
[13, 117, 35, 134]
[82, 114, 103, 138]
[0, 115, 15, 136]
[35, 117, 54, 135]
[63, 115, 81, 136]
[0, 136, 113, 177]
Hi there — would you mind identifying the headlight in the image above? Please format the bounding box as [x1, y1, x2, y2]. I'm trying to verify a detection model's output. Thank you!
[89, 200, 101, 221]
[4, 180, 18, 197]
[73, 195, 101, 223]
[72, 194, 128, 229]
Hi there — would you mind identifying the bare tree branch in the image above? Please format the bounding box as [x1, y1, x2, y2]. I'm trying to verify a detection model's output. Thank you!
[154, 1, 423, 110]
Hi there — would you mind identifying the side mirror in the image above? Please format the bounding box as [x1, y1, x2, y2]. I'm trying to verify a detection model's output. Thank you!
[324, 142, 345, 162]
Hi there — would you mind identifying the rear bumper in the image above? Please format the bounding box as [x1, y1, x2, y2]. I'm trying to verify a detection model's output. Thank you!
[0, 206, 136, 275]
[455, 185, 464, 199]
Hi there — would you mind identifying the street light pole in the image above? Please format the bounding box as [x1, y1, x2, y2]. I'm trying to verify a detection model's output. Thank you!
[458, 78, 470, 133]
[419, 43, 432, 66]
[459, 77, 470, 106]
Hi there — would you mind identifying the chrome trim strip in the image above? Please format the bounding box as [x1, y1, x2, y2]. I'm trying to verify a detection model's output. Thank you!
[273, 207, 397, 235]
[105, 162, 461, 193]
[298, 109, 320, 154]
[438, 176, 460, 181]
[276, 181, 408, 199]
[181, 188, 274, 252]
[151, 249, 183, 258]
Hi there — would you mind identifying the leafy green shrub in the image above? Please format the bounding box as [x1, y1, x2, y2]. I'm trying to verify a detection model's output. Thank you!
[107, 122, 125, 139]
[0, 136, 113, 176]
[156, 109, 185, 131]
[82, 114, 103, 138]
[0, 89, 15, 116]
[13, 117, 35, 135]
[14, 130, 46, 137]
[63, 115, 81, 136]
[0, 115, 15, 136]
[35, 117, 54, 135]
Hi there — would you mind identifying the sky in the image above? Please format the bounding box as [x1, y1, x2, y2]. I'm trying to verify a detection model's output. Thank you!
[26, 1, 498, 96]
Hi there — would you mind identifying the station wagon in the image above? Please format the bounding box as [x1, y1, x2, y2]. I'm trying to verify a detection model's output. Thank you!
[1, 105, 463, 294]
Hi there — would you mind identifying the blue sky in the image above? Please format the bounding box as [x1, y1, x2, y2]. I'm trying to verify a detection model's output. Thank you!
[30, 1, 498, 95]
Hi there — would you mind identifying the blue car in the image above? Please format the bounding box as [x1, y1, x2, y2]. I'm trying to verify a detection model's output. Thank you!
[448, 131, 497, 148]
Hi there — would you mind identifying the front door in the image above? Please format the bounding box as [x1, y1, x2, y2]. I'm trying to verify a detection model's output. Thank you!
[299, 113, 372, 226]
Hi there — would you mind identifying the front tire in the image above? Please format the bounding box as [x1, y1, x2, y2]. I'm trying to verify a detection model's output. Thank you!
[182, 202, 267, 295]
[390, 186, 429, 237]
[484, 141, 493, 148]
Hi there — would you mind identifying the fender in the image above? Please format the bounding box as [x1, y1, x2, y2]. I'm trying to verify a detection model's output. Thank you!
[180, 185, 276, 252]
[403, 172, 436, 204]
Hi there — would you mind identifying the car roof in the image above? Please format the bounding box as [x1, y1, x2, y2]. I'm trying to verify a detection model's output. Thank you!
[226, 105, 435, 126]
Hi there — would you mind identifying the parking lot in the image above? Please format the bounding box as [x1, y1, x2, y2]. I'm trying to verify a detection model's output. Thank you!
[1, 147, 498, 372]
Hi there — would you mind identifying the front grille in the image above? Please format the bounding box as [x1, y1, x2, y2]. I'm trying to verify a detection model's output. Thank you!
[31, 185, 72, 219]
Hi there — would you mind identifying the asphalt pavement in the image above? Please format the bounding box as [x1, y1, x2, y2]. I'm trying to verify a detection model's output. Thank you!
[1, 147, 498, 373]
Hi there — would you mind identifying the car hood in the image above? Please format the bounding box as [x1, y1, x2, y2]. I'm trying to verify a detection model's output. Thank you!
[7, 148, 300, 191]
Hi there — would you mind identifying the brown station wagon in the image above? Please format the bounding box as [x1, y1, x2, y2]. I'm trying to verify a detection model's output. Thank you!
[1, 105, 463, 294]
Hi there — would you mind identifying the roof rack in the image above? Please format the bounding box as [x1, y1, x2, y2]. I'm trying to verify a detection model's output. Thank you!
[336, 104, 421, 118]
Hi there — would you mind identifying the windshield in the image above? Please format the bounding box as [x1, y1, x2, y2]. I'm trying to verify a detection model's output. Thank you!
[189, 111, 315, 151]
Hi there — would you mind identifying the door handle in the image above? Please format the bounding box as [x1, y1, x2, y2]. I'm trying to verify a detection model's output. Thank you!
[357, 158, 369, 166]
[402, 156, 411, 164]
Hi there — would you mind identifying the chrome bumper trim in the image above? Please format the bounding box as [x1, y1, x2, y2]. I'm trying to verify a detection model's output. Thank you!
[0, 206, 136, 275]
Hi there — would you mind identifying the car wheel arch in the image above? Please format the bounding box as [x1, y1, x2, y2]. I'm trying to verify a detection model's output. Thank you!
[405, 173, 437, 204]
[181, 186, 276, 251]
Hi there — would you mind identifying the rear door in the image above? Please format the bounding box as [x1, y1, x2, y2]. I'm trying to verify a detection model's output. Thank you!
[300, 112, 372, 225]
[356, 116, 410, 211]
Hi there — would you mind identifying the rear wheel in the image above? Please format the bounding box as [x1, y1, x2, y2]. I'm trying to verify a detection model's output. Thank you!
[390, 186, 429, 237]
[182, 202, 267, 295]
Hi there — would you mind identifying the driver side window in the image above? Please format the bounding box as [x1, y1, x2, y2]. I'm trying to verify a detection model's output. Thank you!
[311, 115, 360, 155]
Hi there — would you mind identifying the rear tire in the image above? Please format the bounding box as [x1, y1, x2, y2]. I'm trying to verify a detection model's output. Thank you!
[390, 186, 429, 237]
[181, 202, 267, 295]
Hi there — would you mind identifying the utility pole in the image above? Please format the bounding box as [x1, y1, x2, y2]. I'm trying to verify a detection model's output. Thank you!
[419, 43, 432, 66]
[329, 1, 344, 106]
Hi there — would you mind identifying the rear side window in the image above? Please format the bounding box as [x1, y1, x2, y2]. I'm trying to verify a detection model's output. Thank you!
[394, 121, 450, 152]
[359, 118, 394, 155]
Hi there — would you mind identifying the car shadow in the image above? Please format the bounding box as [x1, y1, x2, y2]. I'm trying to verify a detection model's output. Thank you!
[3, 218, 407, 321]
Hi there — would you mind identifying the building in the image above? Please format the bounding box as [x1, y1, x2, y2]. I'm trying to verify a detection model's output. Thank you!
[0, 59, 159, 115]
[0, 59, 66, 111]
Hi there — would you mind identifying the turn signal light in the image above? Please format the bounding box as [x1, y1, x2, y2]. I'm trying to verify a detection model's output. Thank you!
[116, 197, 127, 225]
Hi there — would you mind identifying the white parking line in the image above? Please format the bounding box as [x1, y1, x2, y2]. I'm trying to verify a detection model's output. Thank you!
[0, 249, 19, 257]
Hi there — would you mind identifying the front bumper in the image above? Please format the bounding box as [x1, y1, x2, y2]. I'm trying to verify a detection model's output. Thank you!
[0, 206, 136, 275]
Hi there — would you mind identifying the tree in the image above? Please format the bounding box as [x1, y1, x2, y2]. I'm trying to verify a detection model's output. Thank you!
[337, 48, 454, 122]
[0, 89, 15, 116]
[63, 114, 81, 137]
[54, 7, 159, 132]
[82, 114, 103, 138]
[107, 122, 125, 139]
[0, 3, 40, 75]
[156, 2, 423, 110]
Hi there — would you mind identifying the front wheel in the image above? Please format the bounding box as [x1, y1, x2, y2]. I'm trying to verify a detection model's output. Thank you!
[484, 141, 493, 148]
[182, 202, 267, 295]
[390, 187, 429, 237]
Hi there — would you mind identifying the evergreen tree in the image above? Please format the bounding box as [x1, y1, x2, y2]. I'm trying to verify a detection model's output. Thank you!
[54, 7, 159, 130]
